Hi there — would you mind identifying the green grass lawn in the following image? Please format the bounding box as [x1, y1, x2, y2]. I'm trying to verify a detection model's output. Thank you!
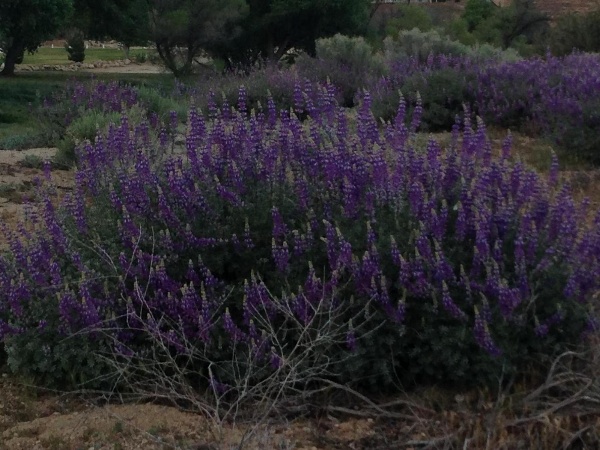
[21, 48, 125, 66]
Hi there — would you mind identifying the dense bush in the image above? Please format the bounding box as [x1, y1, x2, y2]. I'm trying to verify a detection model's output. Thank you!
[1, 83, 599, 393]
[384, 29, 471, 62]
[370, 54, 480, 126]
[550, 8, 600, 55]
[296, 34, 385, 107]
[400, 68, 476, 132]
[65, 30, 86, 63]
[474, 53, 600, 163]
[192, 63, 307, 114]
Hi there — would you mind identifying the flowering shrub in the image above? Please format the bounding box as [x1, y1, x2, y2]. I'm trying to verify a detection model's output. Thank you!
[370, 54, 481, 126]
[474, 53, 600, 163]
[1, 84, 599, 392]
[296, 34, 385, 107]
[42, 80, 145, 167]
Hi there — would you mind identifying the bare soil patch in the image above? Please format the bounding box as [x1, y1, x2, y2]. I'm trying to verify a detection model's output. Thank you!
[0, 149, 73, 245]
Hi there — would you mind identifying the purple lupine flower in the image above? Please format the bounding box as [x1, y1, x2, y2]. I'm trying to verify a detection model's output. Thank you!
[441, 281, 466, 320]
[473, 306, 502, 357]
[272, 239, 290, 273]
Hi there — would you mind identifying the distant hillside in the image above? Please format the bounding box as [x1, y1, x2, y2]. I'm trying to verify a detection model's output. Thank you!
[371, 1, 598, 27]
[370, 2, 465, 29]
[533, 0, 598, 19]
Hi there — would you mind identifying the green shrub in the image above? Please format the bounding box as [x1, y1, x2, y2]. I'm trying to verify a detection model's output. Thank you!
[19, 154, 45, 169]
[469, 43, 521, 62]
[5, 329, 111, 389]
[384, 29, 470, 63]
[136, 85, 189, 121]
[385, 5, 434, 36]
[402, 68, 475, 132]
[445, 18, 478, 46]
[132, 51, 148, 64]
[463, 0, 496, 32]
[65, 30, 86, 63]
[54, 110, 123, 167]
[550, 8, 600, 55]
[0, 133, 48, 150]
[314, 34, 379, 70]
[296, 34, 385, 107]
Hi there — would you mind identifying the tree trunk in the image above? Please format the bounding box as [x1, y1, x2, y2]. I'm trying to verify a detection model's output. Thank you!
[1, 40, 25, 76]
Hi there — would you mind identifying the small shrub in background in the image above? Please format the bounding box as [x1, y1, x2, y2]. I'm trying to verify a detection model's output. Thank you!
[18, 154, 45, 169]
[136, 85, 189, 122]
[132, 51, 148, 64]
[384, 29, 470, 63]
[0, 133, 48, 151]
[54, 110, 122, 167]
[385, 5, 434, 36]
[401, 68, 475, 131]
[65, 30, 86, 63]
[445, 18, 478, 46]
[296, 34, 385, 107]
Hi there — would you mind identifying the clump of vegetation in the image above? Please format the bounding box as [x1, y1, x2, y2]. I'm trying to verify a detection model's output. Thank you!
[65, 30, 86, 63]
[1, 84, 598, 395]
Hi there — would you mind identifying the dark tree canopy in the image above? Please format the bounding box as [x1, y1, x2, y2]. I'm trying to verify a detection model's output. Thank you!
[72, 0, 151, 52]
[149, 0, 248, 76]
[0, 0, 73, 76]
[211, 0, 371, 67]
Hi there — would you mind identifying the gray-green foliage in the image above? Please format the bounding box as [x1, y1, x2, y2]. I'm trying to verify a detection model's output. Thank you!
[19, 154, 45, 169]
[0, 133, 47, 150]
[136, 86, 188, 121]
[314, 34, 383, 73]
[296, 34, 385, 106]
[55, 110, 123, 167]
[384, 29, 520, 63]
[384, 29, 471, 62]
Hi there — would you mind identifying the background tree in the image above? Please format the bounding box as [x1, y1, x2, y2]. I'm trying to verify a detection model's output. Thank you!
[211, 0, 371, 68]
[72, 0, 151, 58]
[0, 0, 73, 76]
[490, 0, 548, 49]
[149, 0, 247, 76]
[463, 0, 496, 32]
